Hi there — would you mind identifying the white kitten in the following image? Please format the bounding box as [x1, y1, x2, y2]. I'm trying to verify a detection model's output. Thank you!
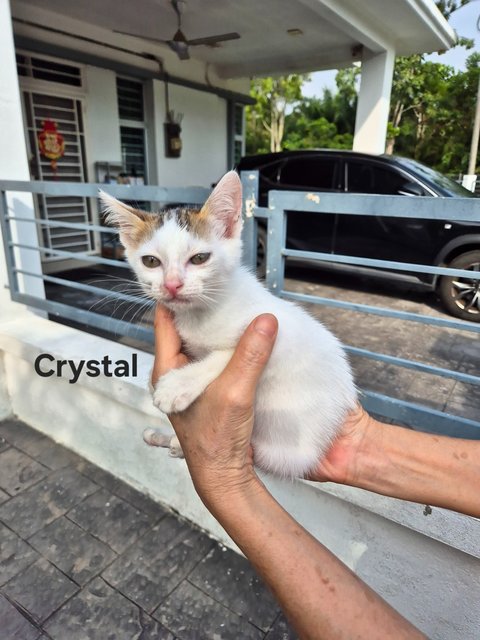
[101, 172, 357, 478]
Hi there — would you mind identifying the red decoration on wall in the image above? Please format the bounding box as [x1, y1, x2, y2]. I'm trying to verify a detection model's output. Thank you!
[38, 120, 65, 174]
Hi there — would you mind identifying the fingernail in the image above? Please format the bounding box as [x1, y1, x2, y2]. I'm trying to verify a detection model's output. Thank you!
[253, 314, 277, 338]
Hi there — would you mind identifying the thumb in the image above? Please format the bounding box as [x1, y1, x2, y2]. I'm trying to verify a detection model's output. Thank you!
[220, 314, 278, 404]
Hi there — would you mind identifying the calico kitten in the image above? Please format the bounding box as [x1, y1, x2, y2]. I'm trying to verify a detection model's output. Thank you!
[101, 172, 357, 478]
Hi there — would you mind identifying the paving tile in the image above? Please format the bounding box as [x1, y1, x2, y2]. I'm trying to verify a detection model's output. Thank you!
[0, 447, 49, 496]
[0, 487, 9, 503]
[29, 516, 117, 586]
[445, 381, 480, 422]
[3, 558, 78, 625]
[265, 613, 299, 639]
[102, 513, 214, 613]
[0, 468, 98, 538]
[0, 593, 42, 640]
[0, 419, 52, 457]
[67, 488, 155, 554]
[153, 580, 264, 640]
[0, 523, 39, 586]
[44, 577, 174, 640]
[75, 459, 167, 518]
[189, 545, 279, 631]
[0, 418, 83, 471]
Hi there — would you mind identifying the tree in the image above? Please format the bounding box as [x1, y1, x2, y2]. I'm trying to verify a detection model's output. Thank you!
[246, 75, 309, 154]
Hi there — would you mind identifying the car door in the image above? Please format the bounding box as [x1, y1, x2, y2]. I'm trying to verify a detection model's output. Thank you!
[336, 160, 433, 265]
[278, 155, 341, 254]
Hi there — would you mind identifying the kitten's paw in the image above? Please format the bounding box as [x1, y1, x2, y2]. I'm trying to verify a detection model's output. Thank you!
[153, 370, 199, 414]
[143, 428, 171, 448]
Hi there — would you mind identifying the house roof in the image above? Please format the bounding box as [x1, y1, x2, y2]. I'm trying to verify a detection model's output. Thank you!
[13, 0, 456, 79]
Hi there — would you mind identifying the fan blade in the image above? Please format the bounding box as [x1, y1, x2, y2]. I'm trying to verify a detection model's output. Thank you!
[187, 32, 241, 46]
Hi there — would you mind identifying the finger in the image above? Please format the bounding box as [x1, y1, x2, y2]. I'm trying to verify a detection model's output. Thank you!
[153, 304, 183, 378]
[219, 314, 278, 403]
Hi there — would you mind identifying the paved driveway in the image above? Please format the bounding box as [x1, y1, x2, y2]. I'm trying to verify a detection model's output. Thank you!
[284, 263, 480, 423]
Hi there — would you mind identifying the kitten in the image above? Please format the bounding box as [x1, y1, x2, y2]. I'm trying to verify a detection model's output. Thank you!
[101, 171, 357, 478]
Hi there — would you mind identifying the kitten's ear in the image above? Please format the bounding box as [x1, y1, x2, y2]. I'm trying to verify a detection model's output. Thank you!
[99, 190, 150, 247]
[200, 171, 243, 239]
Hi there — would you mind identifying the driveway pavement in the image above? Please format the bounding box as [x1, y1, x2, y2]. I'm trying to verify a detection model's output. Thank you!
[284, 264, 480, 422]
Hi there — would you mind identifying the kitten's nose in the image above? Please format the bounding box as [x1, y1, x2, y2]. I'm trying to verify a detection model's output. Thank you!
[164, 279, 183, 297]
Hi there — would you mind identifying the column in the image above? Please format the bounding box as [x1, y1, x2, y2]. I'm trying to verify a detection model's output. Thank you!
[353, 48, 395, 155]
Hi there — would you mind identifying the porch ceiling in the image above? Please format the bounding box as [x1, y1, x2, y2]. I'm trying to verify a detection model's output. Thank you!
[15, 0, 455, 78]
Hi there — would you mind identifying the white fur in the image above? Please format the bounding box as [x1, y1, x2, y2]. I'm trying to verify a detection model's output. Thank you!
[104, 171, 357, 478]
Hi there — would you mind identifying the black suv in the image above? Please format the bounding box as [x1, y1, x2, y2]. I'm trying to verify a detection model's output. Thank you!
[237, 150, 480, 322]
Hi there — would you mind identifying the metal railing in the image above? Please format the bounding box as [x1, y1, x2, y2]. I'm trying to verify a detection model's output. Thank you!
[0, 180, 209, 344]
[1, 175, 480, 439]
[240, 171, 480, 439]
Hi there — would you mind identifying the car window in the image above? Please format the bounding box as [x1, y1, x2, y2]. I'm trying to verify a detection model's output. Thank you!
[347, 161, 421, 195]
[280, 157, 338, 190]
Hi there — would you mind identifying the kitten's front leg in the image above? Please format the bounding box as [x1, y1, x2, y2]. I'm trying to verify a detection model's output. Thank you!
[153, 349, 233, 414]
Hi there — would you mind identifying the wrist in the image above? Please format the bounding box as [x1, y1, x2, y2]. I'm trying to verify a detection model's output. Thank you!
[192, 466, 266, 517]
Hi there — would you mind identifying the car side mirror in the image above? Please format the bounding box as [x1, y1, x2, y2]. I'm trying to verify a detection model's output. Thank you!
[398, 181, 425, 196]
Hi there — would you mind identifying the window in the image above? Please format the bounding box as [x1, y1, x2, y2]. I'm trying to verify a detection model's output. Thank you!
[347, 162, 415, 195]
[116, 77, 147, 181]
[17, 54, 82, 87]
[233, 104, 245, 165]
[281, 157, 338, 190]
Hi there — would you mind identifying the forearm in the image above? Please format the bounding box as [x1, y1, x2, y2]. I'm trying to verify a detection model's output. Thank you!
[204, 477, 425, 640]
[355, 417, 480, 517]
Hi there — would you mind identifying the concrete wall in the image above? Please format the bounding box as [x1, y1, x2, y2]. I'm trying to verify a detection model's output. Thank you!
[149, 80, 228, 189]
[0, 310, 479, 640]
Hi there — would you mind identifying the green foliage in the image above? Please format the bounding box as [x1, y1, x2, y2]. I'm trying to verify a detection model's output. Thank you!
[245, 0, 478, 173]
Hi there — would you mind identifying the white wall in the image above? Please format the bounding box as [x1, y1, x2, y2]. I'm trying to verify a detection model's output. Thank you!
[0, 0, 45, 304]
[150, 80, 228, 188]
[0, 312, 479, 640]
[83, 66, 122, 183]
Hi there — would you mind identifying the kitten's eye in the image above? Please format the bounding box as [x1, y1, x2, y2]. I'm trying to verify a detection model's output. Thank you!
[141, 255, 161, 268]
[190, 252, 211, 265]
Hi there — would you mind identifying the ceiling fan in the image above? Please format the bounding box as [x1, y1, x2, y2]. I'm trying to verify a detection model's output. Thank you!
[114, 0, 240, 60]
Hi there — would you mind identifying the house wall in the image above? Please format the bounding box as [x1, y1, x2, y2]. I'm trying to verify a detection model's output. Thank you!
[83, 66, 122, 183]
[150, 80, 228, 188]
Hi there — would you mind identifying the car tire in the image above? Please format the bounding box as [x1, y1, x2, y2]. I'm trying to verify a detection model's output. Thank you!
[256, 225, 267, 279]
[438, 250, 480, 322]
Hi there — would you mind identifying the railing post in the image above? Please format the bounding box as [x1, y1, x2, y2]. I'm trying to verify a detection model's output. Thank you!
[265, 191, 286, 295]
[240, 170, 259, 271]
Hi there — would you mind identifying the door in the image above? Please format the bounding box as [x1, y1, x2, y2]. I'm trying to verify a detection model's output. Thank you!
[336, 160, 433, 265]
[279, 156, 341, 254]
[22, 90, 94, 261]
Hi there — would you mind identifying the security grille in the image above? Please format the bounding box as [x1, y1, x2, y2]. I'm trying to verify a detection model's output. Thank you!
[22, 90, 94, 258]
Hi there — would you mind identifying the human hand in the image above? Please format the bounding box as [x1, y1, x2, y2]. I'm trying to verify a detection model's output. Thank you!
[307, 405, 378, 486]
[151, 305, 278, 509]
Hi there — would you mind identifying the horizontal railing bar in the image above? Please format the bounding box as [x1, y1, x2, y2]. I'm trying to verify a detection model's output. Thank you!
[268, 190, 480, 222]
[6, 215, 118, 234]
[10, 291, 154, 344]
[0, 180, 209, 203]
[362, 390, 480, 439]
[14, 268, 148, 305]
[283, 248, 480, 280]
[281, 290, 480, 333]
[10, 241, 131, 269]
[347, 346, 480, 386]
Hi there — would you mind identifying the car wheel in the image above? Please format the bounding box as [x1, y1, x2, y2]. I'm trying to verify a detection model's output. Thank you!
[439, 250, 480, 322]
[256, 225, 267, 279]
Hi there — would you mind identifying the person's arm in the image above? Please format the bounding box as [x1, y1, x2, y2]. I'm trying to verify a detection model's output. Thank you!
[151, 307, 425, 640]
[309, 407, 480, 518]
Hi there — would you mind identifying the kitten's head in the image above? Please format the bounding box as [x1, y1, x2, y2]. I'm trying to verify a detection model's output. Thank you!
[100, 170, 243, 312]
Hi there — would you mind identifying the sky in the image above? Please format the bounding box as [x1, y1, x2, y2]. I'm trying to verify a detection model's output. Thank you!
[303, 1, 480, 98]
